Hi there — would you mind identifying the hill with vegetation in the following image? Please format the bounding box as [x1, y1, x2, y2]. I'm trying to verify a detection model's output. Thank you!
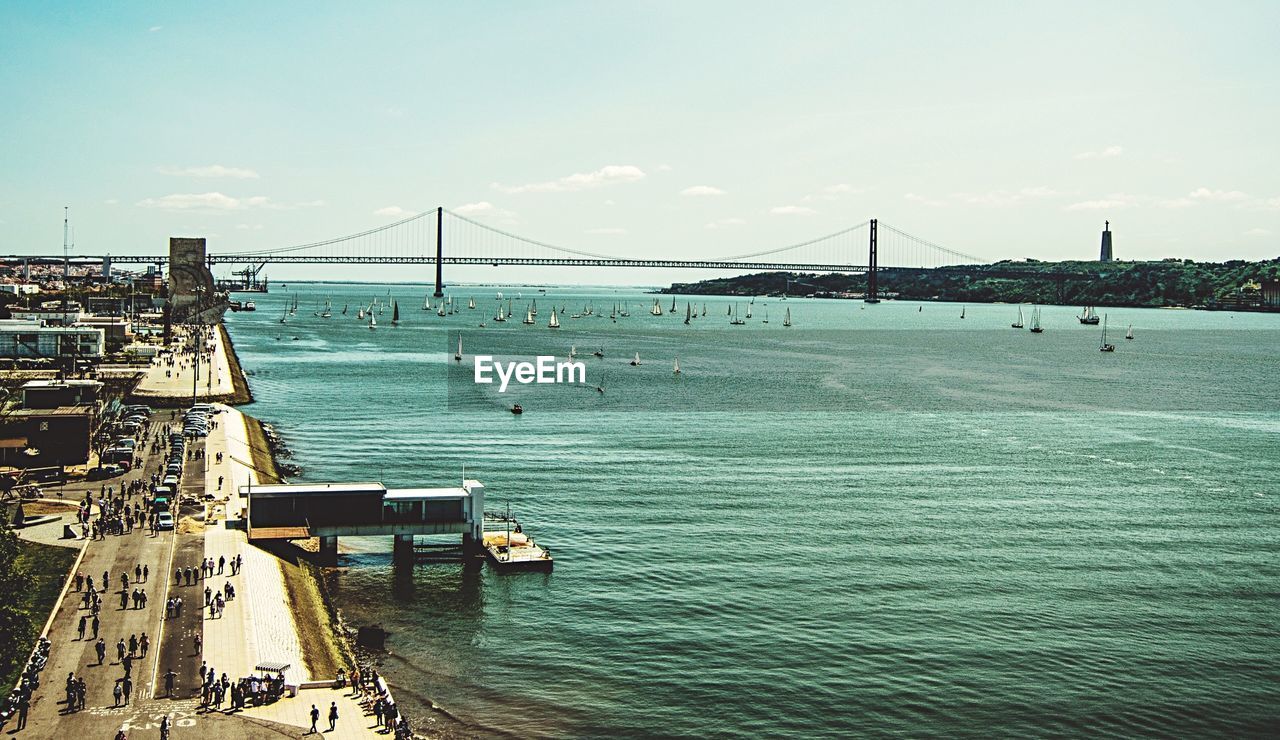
[660, 258, 1280, 309]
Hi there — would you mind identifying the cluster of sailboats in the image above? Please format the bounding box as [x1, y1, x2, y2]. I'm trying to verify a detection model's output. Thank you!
[277, 290, 796, 332]
[1002, 304, 1132, 349]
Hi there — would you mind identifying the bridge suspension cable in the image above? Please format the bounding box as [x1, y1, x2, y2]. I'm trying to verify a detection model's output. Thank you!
[877, 221, 984, 266]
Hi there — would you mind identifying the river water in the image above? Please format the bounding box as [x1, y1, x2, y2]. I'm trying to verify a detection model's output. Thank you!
[226, 284, 1279, 738]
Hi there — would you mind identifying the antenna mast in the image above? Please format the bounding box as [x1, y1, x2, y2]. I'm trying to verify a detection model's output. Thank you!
[62, 206, 70, 307]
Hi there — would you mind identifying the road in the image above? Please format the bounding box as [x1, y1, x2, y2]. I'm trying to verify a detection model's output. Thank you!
[13, 409, 211, 737]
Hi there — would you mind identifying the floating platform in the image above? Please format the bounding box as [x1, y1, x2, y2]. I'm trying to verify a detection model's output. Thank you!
[482, 513, 553, 570]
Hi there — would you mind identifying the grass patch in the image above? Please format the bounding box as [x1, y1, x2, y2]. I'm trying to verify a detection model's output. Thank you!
[261, 541, 352, 681]
[244, 415, 282, 484]
[2, 541, 78, 687]
[219, 323, 254, 405]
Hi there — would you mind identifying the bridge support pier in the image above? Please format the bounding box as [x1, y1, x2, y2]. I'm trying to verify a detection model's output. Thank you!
[433, 206, 444, 297]
[865, 218, 880, 303]
[393, 534, 414, 564]
[319, 535, 338, 565]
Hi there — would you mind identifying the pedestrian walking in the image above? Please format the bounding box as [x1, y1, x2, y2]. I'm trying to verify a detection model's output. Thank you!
[77, 615, 86, 640]
[122, 675, 132, 703]
[164, 668, 176, 697]
[95, 638, 106, 665]
[113, 681, 123, 706]
[328, 701, 339, 731]
[92, 613, 99, 638]
[143, 564, 149, 582]
[140, 632, 150, 657]
[309, 704, 320, 734]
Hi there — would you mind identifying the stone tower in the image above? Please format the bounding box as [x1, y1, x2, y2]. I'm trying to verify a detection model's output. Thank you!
[1099, 221, 1113, 262]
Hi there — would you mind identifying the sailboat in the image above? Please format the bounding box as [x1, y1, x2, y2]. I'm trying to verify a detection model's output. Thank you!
[673, 357, 681, 375]
[548, 310, 559, 329]
[1012, 306, 1024, 329]
[357, 307, 365, 320]
[1126, 324, 1134, 341]
[494, 304, 506, 322]
[729, 304, 745, 325]
[701, 304, 706, 317]
[684, 303, 691, 325]
[620, 302, 630, 318]
[630, 352, 641, 366]
[523, 306, 535, 325]
[727, 304, 733, 316]
[651, 299, 663, 316]
[1100, 314, 1116, 352]
[454, 334, 462, 361]
[341, 304, 348, 315]
[762, 309, 769, 324]
[290, 294, 298, 315]
[783, 308, 792, 327]
[279, 307, 288, 324]
[669, 296, 677, 313]
[531, 299, 538, 317]
[468, 297, 476, 310]
[437, 301, 446, 317]
[960, 306, 966, 319]
[1079, 305, 1100, 325]
[745, 304, 752, 319]
[1029, 306, 1043, 333]
[423, 295, 432, 311]
[595, 371, 606, 394]
[391, 301, 400, 326]
[569, 345, 578, 359]
[369, 313, 377, 330]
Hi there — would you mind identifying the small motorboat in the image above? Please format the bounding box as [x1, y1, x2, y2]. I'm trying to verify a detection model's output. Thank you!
[511, 404, 523, 415]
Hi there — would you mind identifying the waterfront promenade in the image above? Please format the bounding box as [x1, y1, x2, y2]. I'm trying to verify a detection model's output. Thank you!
[10, 325, 390, 739]
[132, 325, 237, 402]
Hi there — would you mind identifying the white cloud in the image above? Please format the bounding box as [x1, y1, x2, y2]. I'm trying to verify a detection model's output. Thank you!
[1244, 228, 1272, 237]
[453, 201, 494, 216]
[1266, 196, 1280, 211]
[1188, 187, 1248, 202]
[585, 227, 626, 235]
[137, 192, 267, 211]
[904, 192, 948, 208]
[1064, 193, 1138, 211]
[157, 164, 259, 179]
[1074, 145, 1124, 160]
[374, 206, 413, 217]
[679, 185, 726, 196]
[492, 165, 645, 194]
[148, 25, 163, 32]
[770, 205, 817, 216]
[949, 187, 1059, 207]
[705, 218, 746, 230]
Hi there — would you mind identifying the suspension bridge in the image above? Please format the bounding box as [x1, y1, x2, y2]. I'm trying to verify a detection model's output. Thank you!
[6, 209, 990, 301]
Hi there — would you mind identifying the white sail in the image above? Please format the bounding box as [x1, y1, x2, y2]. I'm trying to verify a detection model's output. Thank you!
[468, 297, 476, 309]
[783, 308, 792, 327]
[548, 310, 560, 328]
[455, 334, 463, 360]
[1126, 324, 1134, 340]
[369, 314, 377, 329]
[673, 357, 680, 374]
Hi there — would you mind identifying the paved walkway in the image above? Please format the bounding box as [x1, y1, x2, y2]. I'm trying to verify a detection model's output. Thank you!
[133, 325, 234, 399]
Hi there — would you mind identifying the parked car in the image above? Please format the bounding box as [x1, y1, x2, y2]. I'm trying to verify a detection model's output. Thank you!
[156, 512, 175, 530]
[162, 475, 179, 488]
[87, 465, 124, 480]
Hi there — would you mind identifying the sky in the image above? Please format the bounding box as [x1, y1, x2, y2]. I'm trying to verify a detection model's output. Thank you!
[1, 1, 1278, 285]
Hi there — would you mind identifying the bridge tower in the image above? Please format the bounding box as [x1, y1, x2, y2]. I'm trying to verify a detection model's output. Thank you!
[434, 206, 445, 297]
[865, 218, 880, 303]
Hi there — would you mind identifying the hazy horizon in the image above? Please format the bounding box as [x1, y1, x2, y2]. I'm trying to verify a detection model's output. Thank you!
[2, 1, 1278, 284]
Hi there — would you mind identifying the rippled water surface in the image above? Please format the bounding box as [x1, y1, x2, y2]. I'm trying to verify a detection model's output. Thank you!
[227, 284, 1279, 738]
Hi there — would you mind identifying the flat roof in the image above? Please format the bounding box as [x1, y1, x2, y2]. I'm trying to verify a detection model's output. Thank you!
[385, 488, 471, 501]
[21, 379, 103, 389]
[11, 405, 95, 417]
[244, 482, 386, 497]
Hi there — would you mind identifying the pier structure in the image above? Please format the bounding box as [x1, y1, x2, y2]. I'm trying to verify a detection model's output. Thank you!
[242, 479, 486, 564]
